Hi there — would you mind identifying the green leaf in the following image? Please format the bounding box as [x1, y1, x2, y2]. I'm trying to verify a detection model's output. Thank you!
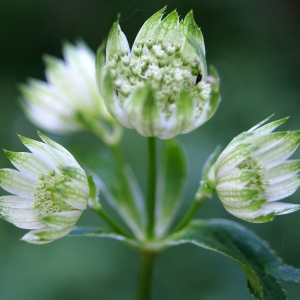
[70, 226, 126, 240]
[155, 139, 186, 237]
[163, 219, 300, 299]
[69, 226, 140, 248]
[66, 141, 145, 240]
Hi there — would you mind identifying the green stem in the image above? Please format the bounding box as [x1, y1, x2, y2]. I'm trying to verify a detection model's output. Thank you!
[137, 251, 156, 300]
[76, 111, 122, 146]
[172, 185, 211, 233]
[93, 206, 130, 237]
[147, 137, 157, 239]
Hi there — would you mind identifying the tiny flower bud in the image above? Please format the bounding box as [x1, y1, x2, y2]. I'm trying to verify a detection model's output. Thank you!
[214, 117, 300, 223]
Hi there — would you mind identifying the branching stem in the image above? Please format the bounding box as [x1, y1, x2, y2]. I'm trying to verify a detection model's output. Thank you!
[146, 137, 157, 239]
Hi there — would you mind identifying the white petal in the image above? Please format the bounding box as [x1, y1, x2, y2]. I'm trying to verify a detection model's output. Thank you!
[42, 210, 82, 229]
[0, 169, 37, 197]
[216, 185, 260, 204]
[232, 202, 300, 221]
[38, 132, 79, 166]
[21, 227, 72, 244]
[255, 131, 300, 168]
[266, 160, 300, 184]
[265, 175, 300, 201]
[5, 151, 52, 179]
[23, 103, 81, 133]
[58, 180, 89, 210]
[0, 196, 44, 229]
[215, 143, 255, 178]
[19, 136, 64, 171]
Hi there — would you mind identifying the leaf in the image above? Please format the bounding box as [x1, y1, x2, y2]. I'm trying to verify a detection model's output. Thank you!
[163, 219, 300, 299]
[65, 140, 146, 240]
[155, 139, 186, 237]
[69, 226, 140, 248]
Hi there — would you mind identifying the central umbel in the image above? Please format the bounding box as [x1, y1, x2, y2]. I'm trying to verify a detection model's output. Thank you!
[34, 168, 73, 217]
[106, 36, 212, 120]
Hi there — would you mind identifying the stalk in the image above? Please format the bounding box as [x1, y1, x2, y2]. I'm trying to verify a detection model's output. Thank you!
[146, 137, 157, 239]
[137, 251, 156, 300]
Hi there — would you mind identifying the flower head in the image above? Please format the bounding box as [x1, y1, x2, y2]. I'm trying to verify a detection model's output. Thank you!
[20, 41, 120, 144]
[97, 8, 220, 139]
[214, 117, 300, 222]
[0, 133, 89, 244]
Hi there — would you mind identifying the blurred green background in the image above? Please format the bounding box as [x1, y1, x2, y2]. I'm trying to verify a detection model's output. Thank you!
[1, 0, 300, 299]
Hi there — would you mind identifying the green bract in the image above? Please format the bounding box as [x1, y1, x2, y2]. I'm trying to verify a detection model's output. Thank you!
[20, 41, 119, 142]
[0, 133, 89, 244]
[214, 117, 300, 222]
[97, 8, 221, 139]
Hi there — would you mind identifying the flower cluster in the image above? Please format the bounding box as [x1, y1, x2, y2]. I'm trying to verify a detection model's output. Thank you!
[97, 8, 220, 139]
[214, 117, 300, 222]
[20, 41, 117, 138]
[0, 133, 89, 244]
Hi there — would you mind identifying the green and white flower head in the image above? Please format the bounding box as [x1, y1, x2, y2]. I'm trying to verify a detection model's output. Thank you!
[0, 133, 89, 244]
[20, 41, 121, 144]
[214, 117, 300, 223]
[97, 8, 220, 139]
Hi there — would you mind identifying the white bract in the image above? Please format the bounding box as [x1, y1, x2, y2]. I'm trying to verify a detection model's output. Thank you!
[97, 8, 220, 139]
[0, 133, 89, 244]
[215, 117, 300, 222]
[20, 41, 118, 141]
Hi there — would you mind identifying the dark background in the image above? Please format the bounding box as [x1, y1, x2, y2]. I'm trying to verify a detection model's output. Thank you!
[1, 0, 300, 299]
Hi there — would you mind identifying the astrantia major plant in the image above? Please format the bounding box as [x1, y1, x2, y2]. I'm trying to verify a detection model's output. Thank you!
[1, 7, 300, 300]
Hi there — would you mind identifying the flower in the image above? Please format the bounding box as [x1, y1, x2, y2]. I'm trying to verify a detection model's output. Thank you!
[214, 117, 300, 222]
[97, 8, 220, 139]
[20, 41, 120, 144]
[0, 133, 89, 244]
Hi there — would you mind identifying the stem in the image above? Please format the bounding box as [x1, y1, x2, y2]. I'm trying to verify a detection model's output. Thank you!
[172, 184, 211, 233]
[137, 251, 156, 300]
[147, 137, 157, 239]
[93, 207, 130, 237]
[76, 111, 122, 146]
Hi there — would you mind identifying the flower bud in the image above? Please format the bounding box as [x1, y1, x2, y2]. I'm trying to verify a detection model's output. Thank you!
[20, 41, 121, 144]
[97, 8, 221, 139]
[215, 117, 300, 222]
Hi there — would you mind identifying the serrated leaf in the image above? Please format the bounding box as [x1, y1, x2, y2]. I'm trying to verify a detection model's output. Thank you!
[163, 219, 300, 299]
[155, 139, 186, 237]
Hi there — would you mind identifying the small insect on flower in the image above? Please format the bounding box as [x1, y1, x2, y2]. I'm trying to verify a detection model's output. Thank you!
[0, 133, 89, 244]
[214, 117, 300, 223]
[97, 7, 221, 139]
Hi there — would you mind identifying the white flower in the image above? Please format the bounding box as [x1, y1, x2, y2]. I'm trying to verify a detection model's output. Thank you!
[215, 117, 300, 222]
[97, 8, 220, 139]
[0, 133, 89, 244]
[20, 41, 120, 143]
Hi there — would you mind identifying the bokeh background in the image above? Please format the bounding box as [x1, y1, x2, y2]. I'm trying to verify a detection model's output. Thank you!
[1, 0, 300, 299]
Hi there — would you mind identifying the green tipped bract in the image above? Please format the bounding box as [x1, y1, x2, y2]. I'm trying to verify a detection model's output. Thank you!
[215, 117, 300, 222]
[0, 133, 89, 244]
[20, 41, 116, 136]
[97, 8, 220, 139]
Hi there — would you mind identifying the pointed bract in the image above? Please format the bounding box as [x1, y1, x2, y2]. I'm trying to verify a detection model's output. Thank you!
[0, 134, 89, 244]
[96, 8, 220, 139]
[214, 117, 300, 222]
[20, 41, 120, 144]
